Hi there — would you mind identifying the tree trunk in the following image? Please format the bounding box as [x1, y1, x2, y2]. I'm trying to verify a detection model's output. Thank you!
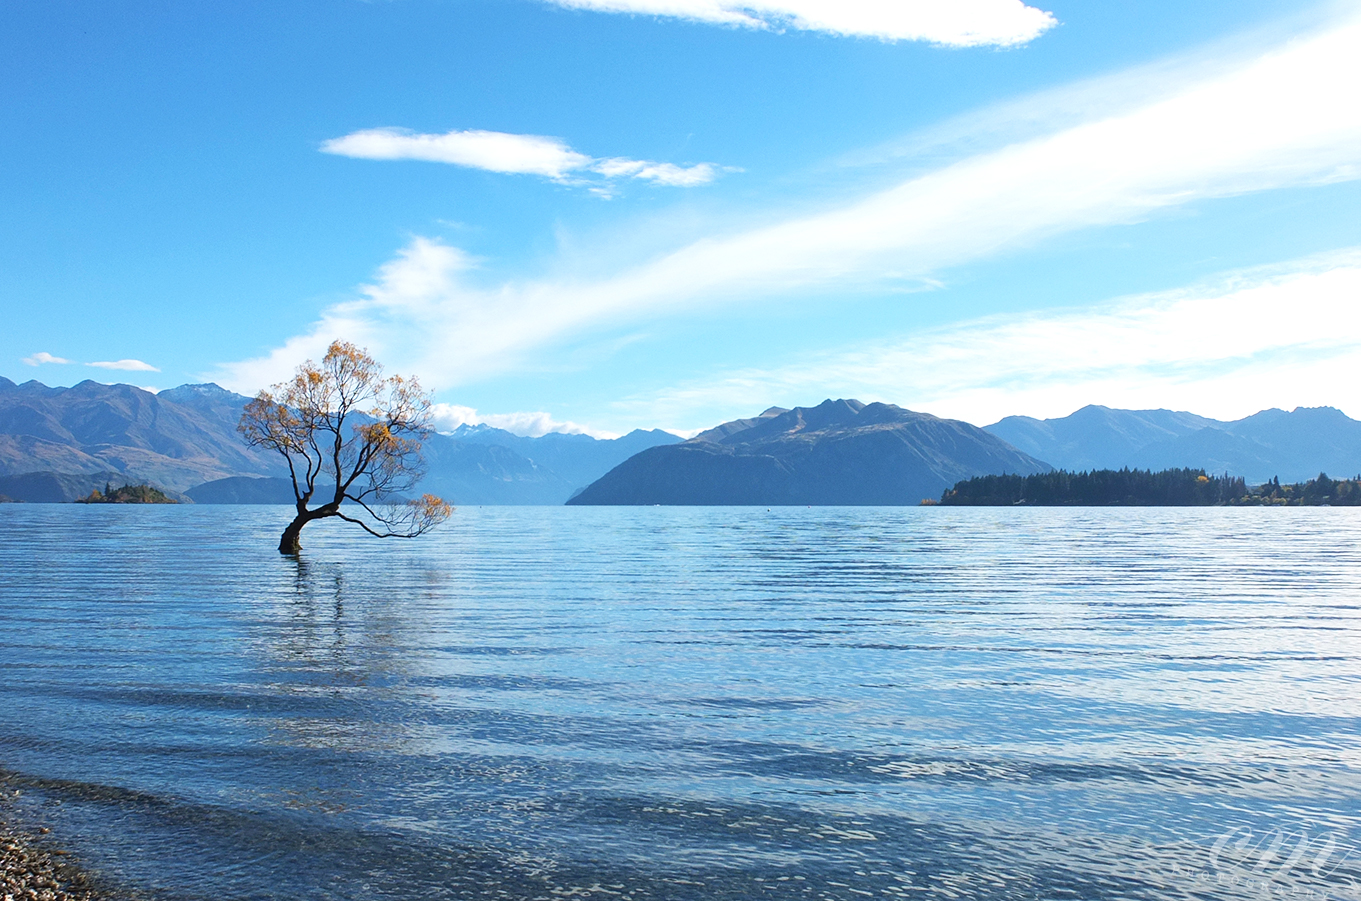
[279, 515, 307, 555]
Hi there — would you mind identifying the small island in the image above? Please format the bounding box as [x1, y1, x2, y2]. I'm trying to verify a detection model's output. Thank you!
[76, 483, 178, 504]
[938, 468, 1361, 506]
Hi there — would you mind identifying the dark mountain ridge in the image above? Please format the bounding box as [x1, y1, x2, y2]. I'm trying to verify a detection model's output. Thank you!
[568, 399, 1050, 506]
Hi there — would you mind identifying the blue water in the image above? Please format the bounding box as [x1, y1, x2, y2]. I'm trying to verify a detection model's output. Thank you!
[1, 505, 1359, 900]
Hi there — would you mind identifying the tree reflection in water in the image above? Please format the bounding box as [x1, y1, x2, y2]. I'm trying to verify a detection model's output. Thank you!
[253, 555, 427, 764]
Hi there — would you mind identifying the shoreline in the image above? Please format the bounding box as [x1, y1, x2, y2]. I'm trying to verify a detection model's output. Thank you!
[1, 777, 112, 901]
[0, 825, 106, 901]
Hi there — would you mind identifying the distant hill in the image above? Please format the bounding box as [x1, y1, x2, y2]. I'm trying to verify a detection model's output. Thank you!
[157, 383, 260, 425]
[568, 399, 1050, 506]
[985, 404, 1361, 484]
[0, 470, 131, 503]
[184, 429, 680, 506]
[0, 376, 682, 505]
[0, 377, 281, 492]
[186, 439, 580, 506]
[1132, 407, 1361, 483]
[986, 406, 1218, 471]
[185, 476, 299, 505]
[449, 424, 681, 491]
[416, 437, 577, 505]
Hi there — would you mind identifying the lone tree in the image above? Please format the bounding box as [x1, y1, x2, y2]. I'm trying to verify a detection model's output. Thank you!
[239, 340, 452, 554]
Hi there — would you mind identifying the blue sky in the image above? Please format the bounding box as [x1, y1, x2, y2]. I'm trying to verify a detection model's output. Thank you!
[4, 0, 1361, 436]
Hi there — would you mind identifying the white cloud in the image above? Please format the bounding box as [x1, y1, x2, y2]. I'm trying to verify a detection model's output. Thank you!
[545, 0, 1056, 47]
[88, 359, 160, 372]
[322, 128, 591, 178]
[22, 352, 73, 366]
[622, 251, 1361, 429]
[322, 127, 727, 188]
[22, 352, 163, 374]
[224, 16, 1361, 408]
[591, 158, 721, 187]
[429, 402, 615, 438]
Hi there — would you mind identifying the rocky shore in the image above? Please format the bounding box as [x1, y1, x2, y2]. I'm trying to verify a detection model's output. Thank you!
[1, 785, 109, 901]
[0, 829, 103, 901]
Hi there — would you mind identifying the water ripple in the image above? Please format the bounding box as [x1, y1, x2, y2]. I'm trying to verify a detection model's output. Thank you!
[1, 505, 1359, 900]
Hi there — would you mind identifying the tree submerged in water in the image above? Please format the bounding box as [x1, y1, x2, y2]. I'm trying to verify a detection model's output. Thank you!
[239, 341, 452, 554]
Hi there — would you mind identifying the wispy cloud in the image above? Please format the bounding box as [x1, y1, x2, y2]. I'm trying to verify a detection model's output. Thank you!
[22, 352, 161, 374]
[88, 359, 160, 372]
[622, 251, 1361, 429]
[224, 15, 1361, 408]
[429, 402, 617, 438]
[543, 0, 1057, 47]
[322, 128, 728, 188]
[590, 157, 721, 187]
[22, 352, 73, 366]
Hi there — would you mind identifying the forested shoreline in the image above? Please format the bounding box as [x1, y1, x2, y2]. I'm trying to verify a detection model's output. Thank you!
[938, 469, 1361, 506]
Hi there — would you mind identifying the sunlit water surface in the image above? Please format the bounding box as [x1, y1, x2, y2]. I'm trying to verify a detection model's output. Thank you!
[1, 506, 1359, 900]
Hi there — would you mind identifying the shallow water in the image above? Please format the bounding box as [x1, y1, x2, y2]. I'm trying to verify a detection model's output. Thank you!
[1, 505, 1359, 900]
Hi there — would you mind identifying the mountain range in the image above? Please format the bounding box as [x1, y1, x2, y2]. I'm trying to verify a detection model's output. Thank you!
[0, 378, 281, 494]
[422, 424, 680, 504]
[985, 405, 1361, 484]
[568, 399, 1049, 505]
[0, 377, 677, 504]
[3, 376, 1359, 505]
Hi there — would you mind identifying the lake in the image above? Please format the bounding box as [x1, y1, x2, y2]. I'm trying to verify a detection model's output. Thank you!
[1, 505, 1359, 900]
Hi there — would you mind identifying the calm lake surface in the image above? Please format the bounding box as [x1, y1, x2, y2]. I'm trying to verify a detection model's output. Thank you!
[1, 505, 1359, 900]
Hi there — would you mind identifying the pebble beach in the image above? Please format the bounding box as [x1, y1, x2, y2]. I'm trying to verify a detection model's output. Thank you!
[1, 783, 107, 901]
[1, 829, 102, 901]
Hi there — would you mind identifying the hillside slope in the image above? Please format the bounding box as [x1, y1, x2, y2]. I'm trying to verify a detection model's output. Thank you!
[0, 378, 682, 504]
[0, 378, 281, 491]
[986, 405, 1361, 483]
[568, 399, 1050, 505]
